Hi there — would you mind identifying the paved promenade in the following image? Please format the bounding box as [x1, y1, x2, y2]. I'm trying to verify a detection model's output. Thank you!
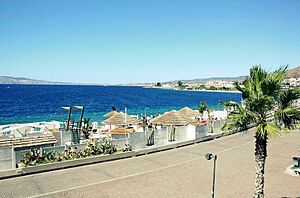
[0, 130, 299, 198]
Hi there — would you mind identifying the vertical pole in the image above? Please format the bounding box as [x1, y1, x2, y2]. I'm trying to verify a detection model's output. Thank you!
[125, 107, 127, 126]
[66, 107, 72, 131]
[79, 106, 85, 130]
[212, 155, 217, 198]
[60, 131, 63, 146]
[125, 107, 128, 145]
[144, 108, 147, 147]
[12, 144, 16, 169]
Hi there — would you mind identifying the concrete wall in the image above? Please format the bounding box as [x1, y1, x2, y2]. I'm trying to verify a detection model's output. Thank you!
[154, 128, 168, 146]
[112, 134, 127, 140]
[129, 132, 146, 150]
[112, 139, 128, 150]
[0, 146, 13, 171]
[53, 132, 62, 146]
[61, 131, 72, 145]
[196, 124, 208, 139]
[176, 126, 189, 142]
[213, 120, 223, 133]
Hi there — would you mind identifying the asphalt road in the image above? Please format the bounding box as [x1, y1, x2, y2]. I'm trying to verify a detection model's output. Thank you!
[0, 129, 299, 198]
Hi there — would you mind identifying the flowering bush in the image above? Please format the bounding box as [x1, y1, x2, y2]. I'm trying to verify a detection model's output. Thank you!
[20, 138, 122, 167]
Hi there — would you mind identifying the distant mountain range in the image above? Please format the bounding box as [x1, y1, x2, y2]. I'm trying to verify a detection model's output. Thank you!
[0, 76, 101, 85]
[163, 76, 247, 84]
[0, 76, 76, 85]
[1, 66, 299, 85]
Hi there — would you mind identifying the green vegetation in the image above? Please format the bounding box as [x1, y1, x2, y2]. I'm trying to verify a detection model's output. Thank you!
[20, 139, 126, 167]
[156, 82, 162, 87]
[194, 85, 206, 90]
[177, 81, 183, 87]
[221, 65, 300, 198]
[275, 88, 300, 128]
[291, 166, 300, 170]
[82, 118, 91, 139]
[198, 101, 214, 133]
[122, 144, 133, 152]
[198, 101, 208, 114]
[207, 86, 218, 90]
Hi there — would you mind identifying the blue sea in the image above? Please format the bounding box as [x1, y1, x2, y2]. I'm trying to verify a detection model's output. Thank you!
[0, 85, 241, 125]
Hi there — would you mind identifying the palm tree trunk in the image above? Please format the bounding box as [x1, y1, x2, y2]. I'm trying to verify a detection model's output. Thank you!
[254, 135, 267, 198]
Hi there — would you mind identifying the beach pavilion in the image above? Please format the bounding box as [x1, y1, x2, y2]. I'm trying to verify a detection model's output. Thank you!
[102, 112, 139, 130]
[151, 110, 207, 143]
[108, 127, 135, 140]
[177, 107, 201, 119]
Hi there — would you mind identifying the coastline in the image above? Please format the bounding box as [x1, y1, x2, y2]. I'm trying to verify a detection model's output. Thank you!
[144, 86, 241, 94]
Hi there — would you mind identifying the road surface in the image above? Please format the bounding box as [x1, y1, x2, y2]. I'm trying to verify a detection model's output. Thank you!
[0, 129, 299, 197]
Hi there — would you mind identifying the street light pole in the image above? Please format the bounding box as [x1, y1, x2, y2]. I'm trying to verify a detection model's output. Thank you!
[212, 155, 217, 198]
[205, 153, 217, 198]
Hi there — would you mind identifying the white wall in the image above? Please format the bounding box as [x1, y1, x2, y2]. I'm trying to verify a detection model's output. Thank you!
[176, 126, 193, 142]
[196, 124, 208, 139]
[213, 120, 223, 133]
[129, 132, 146, 150]
[154, 128, 168, 146]
[104, 124, 116, 130]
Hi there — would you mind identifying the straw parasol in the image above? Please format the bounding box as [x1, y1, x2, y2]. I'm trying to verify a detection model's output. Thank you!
[151, 111, 195, 126]
[102, 112, 138, 126]
[103, 111, 119, 118]
[0, 134, 57, 148]
[109, 127, 135, 135]
[177, 107, 201, 118]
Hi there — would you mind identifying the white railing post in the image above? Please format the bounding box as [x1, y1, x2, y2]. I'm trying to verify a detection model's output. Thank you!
[12, 144, 16, 169]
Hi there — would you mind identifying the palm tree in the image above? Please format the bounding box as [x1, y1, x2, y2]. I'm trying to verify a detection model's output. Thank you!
[275, 88, 300, 128]
[177, 81, 183, 87]
[198, 101, 208, 114]
[82, 118, 91, 139]
[199, 101, 214, 133]
[222, 65, 300, 198]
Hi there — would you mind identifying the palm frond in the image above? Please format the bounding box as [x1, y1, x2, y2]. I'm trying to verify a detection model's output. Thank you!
[222, 105, 256, 132]
[278, 88, 300, 109]
[198, 101, 208, 114]
[219, 100, 238, 107]
[262, 66, 287, 97]
[256, 123, 286, 139]
[275, 107, 300, 129]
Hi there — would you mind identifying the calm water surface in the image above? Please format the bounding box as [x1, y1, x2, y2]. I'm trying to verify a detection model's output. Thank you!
[0, 85, 241, 125]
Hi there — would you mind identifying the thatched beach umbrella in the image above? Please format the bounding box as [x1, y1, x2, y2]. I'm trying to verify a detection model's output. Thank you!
[102, 112, 138, 126]
[151, 111, 195, 126]
[109, 127, 135, 135]
[103, 111, 119, 118]
[177, 107, 200, 118]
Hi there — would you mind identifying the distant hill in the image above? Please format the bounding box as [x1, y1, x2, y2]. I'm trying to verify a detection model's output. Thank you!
[0, 76, 102, 85]
[162, 66, 300, 85]
[163, 76, 246, 84]
[0, 76, 73, 85]
[286, 66, 300, 78]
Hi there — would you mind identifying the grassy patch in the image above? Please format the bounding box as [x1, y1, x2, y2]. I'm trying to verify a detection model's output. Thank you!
[291, 166, 300, 170]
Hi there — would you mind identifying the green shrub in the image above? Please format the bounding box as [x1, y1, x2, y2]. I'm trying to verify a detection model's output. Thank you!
[20, 138, 118, 167]
[122, 144, 132, 152]
[101, 138, 117, 154]
[21, 148, 44, 166]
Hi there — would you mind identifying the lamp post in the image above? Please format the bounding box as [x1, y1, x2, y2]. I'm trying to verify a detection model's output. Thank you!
[205, 153, 217, 198]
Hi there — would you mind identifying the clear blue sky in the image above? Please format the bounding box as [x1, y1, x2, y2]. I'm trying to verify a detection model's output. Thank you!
[0, 0, 299, 84]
